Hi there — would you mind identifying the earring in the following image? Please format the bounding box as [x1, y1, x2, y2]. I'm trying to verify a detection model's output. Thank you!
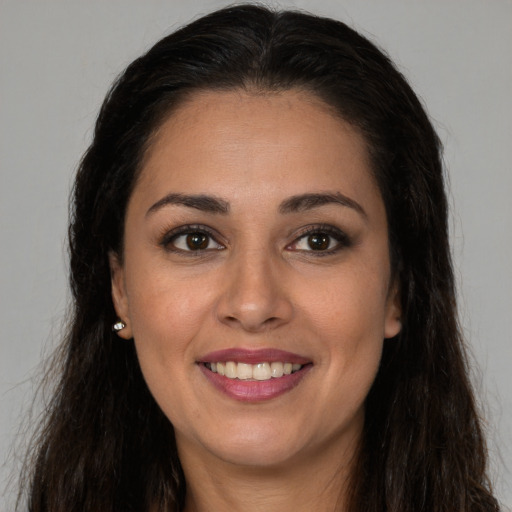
[112, 320, 126, 332]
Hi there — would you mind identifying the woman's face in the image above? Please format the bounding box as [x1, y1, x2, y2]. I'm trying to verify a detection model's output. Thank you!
[111, 89, 401, 469]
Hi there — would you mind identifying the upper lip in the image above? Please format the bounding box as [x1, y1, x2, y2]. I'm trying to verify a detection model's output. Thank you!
[198, 348, 311, 365]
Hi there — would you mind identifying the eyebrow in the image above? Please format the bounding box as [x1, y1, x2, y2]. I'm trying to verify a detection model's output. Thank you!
[146, 191, 366, 219]
[279, 192, 367, 219]
[146, 193, 230, 216]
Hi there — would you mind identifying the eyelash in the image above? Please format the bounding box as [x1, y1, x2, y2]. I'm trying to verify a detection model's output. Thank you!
[289, 224, 352, 256]
[159, 223, 351, 256]
[160, 224, 224, 255]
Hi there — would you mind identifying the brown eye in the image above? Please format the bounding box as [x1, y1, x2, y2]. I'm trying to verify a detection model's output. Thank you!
[289, 226, 351, 254]
[186, 233, 209, 250]
[164, 227, 224, 253]
[307, 234, 330, 251]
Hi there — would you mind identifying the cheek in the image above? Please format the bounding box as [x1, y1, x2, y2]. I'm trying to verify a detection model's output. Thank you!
[126, 276, 213, 425]
[127, 260, 212, 334]
[316, 285, 385, 388]
[125, 265, 217, 382]
[298, 262, 389, 410]
[303, 262, 390, 344]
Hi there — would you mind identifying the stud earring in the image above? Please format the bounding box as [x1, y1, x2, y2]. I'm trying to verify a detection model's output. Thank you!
[112, 320, 126, 332]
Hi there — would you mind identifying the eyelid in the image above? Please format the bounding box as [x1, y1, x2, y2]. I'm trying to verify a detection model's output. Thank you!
[159, 224, 225, 253]
[287, 224, 351, 254]
[158, 223, 351, 255]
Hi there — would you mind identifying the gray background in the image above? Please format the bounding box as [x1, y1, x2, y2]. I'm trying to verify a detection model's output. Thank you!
[1, 0, 511, 508]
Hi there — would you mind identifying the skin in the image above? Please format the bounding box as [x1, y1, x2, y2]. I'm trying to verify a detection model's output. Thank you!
[110, 89, 401, 511]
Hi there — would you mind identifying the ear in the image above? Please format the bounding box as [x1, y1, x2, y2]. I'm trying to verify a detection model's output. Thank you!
[109, 251, 133, 339]
[384, 279, 402, 339]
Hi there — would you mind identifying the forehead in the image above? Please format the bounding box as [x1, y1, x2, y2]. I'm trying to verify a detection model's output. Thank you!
[133, 89, 380, 211]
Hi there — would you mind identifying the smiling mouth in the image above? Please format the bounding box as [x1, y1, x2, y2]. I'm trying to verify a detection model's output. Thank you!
[204, 361, 305, 381]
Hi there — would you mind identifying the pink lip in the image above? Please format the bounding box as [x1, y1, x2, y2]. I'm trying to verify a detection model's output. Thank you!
[197, 348, 313, 402]
[199, 363, 312, 402]
[198, 348, 310, 365]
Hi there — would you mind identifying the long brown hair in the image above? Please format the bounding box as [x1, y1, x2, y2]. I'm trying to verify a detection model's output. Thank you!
[22, 5, 499, 511]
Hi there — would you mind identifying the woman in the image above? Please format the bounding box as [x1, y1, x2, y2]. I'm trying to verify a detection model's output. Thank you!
[22, 4, 500, 511]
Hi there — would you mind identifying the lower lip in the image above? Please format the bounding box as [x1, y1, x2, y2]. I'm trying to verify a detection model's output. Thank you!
[199, 364, 312, 402]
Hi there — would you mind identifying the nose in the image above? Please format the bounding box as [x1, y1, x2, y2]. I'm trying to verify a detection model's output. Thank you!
[215, 250, 294, 333]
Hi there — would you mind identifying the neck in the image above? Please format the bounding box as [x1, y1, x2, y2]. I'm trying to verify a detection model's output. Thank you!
[178, 432, 360, 512]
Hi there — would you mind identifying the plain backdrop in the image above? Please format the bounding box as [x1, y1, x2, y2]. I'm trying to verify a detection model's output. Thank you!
[1, 0, 511, 509]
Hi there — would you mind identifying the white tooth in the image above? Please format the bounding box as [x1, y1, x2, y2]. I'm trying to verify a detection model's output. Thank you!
[237, 362, 253, 380]
[270, 362, 284, 378]
[215, 361, 297, 380]
[253, 362, 271, 381]
[225, 361, 237, 379]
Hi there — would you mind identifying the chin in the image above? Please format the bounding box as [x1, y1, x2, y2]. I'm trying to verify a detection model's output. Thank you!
[192, 419, 310, 468]
[213, 439, 303, 468]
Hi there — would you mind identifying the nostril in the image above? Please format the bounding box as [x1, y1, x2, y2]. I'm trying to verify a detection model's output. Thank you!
[221, 314, 281, 332]
[215, 275, 294, 332]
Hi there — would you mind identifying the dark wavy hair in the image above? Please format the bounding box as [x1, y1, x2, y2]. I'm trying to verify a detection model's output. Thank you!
[22, 4, 499, 511]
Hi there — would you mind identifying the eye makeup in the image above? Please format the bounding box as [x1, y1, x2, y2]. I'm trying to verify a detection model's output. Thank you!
[156, 220, 353, 260]
[158, 223, 225, 255]
[287, 224, 352, 256]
